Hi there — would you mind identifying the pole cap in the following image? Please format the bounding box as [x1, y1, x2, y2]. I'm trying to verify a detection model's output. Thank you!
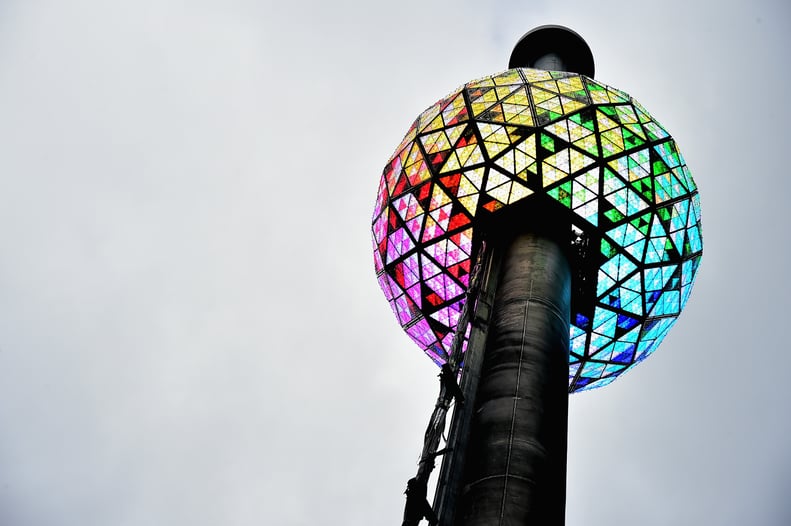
[509, 25, 595, 78]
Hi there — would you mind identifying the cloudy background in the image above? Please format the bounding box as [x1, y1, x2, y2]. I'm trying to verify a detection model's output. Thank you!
[0, 0, 788, 524]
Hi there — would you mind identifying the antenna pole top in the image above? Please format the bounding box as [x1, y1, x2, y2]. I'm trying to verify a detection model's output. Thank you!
[509, 25, 595, 78]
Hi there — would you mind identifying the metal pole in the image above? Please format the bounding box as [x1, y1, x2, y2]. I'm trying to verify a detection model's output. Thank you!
[431, 26, 591, 525]
[455, 233, 571, 525]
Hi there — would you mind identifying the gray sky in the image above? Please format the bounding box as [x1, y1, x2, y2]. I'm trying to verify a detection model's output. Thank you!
[0, 0, 789, 524]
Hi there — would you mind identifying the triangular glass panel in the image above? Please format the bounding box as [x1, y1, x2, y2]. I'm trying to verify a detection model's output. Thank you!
[547, 181, 573, 208]
[479, 123, 512, 157]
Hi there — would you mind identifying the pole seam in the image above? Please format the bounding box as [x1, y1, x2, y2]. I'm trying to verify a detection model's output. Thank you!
[498, 278, 534, 526]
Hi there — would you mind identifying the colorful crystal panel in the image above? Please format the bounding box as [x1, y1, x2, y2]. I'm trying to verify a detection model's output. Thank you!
[372, 68, 703, 392]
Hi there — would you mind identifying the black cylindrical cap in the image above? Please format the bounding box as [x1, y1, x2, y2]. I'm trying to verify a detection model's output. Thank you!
[509, 25, 595, 78]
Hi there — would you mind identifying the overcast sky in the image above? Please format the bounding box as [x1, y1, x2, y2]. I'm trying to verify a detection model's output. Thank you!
[0, 1, 789, 525]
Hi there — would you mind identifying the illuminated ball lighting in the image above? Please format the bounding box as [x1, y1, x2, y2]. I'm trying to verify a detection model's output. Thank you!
[372, 67, 702, 392]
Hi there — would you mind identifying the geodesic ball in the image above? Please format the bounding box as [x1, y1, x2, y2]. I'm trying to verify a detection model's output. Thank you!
[372, 68, 702, 392]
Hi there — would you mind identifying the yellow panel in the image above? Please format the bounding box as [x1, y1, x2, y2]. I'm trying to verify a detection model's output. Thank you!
[514, 152, 535, 180]
[482, 89, 499, 103]
[487, 182, 512, 204]
[503, 87, 530, 106]
[466, 76, 495, 89]
[589, 89, 610, 104]
[625, 122, 647, 140]
[518, 134, 537, 158]
[601, 129, 625, 153]
[471, 101, 490, 117]
[568, 119, 593, 141]
[442, 99, 468, 127]
[470, 88, 497, 116]
[546, 120, 571, 141]
[597, 110, 619, 132]
[574, 135, 600, 157]
[600, 138, 624, 157]
[458, 144, 483, 167]
[492, 69, 523, 86]
[502, 104, 534, 126]
[570, 149, 595, 173]
[555, 76, 584, 94]
[484, 138, 510, 157]
[486, 168, 511, 189]
[542, 164, 567, 187]
[458, 194, 479, 214]
[605, 87, 629, 103]
[520, 68, 554, 82]
[429, 184, 451, 211]
[480, 123, 511, 157]
[494, 150, 516, 174]
[440, 152, 461, 173]
[420, 129, 451, 154]
[401, 141, 420, 164]
[424, 114, 445, 133]
[477, 122, 499, 138]
[532, 79, 560, 95]
[445, 124, 466, 145]
[545, 148, 571, 172]
[464, 167, 485, 189]
[577, 167, 599, 190]
[418, 100, 445, 133]
[406, 158, 430, 186]
[391, 126, 417, 164]
[507, 182, 533, 204]
[495, 85, 520, 100]
[538, 96, 563, 115]
[530, 86, 555, 104]
[615, 105, 638, 124]
[458, 176, 478, 197]
[560, 97, 586, 114]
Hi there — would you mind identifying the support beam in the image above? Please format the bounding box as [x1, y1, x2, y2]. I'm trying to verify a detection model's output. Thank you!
[433, 243, 501, 526]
